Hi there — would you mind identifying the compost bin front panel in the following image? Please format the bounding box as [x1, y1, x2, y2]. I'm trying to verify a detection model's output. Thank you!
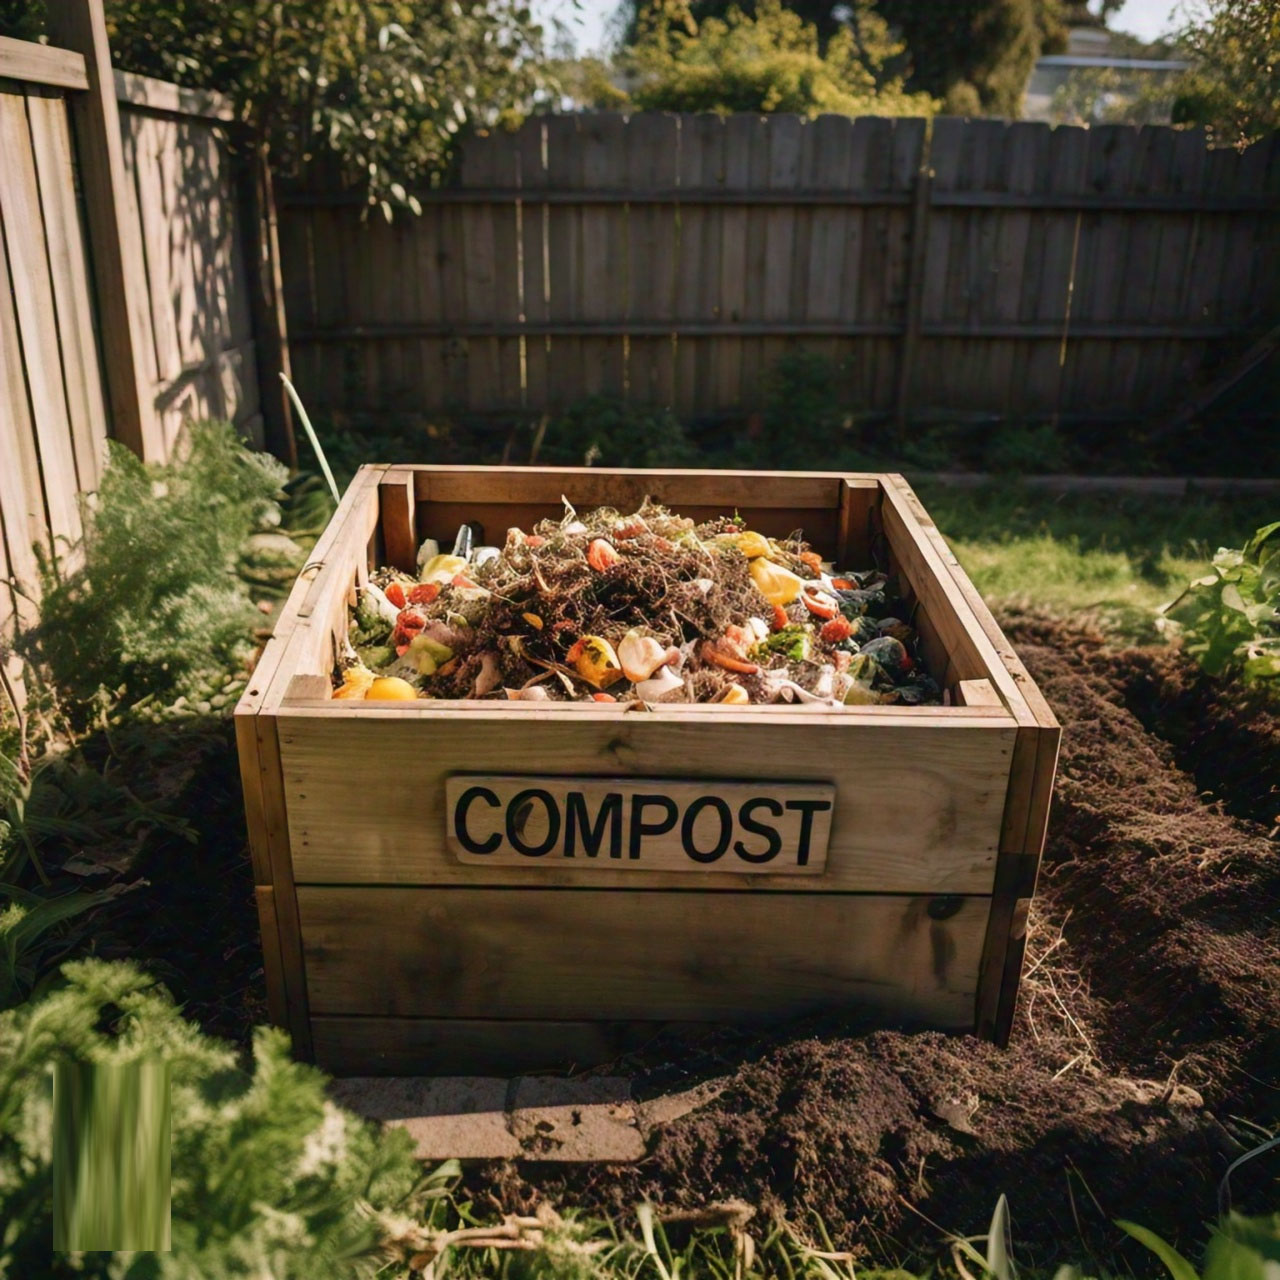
[297, 888, 988, 1024]
[276, 712, 1015, 894]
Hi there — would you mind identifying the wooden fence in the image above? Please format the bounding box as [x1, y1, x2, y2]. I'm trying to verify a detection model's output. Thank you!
[0, 8, 288, 657]
[280, 112, 1280, 425]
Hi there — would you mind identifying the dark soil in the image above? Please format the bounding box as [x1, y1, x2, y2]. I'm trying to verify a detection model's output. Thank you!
[466, 617, 1280, 1271]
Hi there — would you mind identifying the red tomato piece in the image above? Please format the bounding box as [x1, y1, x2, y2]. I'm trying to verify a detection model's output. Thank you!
[587, 539, 621, 572]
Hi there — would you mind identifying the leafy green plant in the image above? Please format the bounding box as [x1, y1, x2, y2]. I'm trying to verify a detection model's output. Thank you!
[5, 1, 554, 215]
[984, 422, 1069, 475]
[534, 396, 699, 469]
[625, 0, 936, 116]
[15, 422, 289, 717]
[1120, 1213, 1280, 1280]
[1160, 521, 1280, 685]
[0, 885, 121, 1012]
[0, 959, 423, 1278]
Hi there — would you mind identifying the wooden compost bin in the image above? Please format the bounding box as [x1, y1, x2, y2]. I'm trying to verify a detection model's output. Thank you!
[235, 466, 1059, 1075]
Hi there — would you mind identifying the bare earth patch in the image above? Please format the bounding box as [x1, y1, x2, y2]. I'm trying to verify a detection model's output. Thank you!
[464, 617, 1280, 1271]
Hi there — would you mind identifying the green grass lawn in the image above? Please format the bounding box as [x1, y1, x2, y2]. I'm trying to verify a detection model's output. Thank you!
[913, 483, 1279, 643]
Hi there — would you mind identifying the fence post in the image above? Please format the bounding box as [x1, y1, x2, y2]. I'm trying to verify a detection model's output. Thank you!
[46, 0, 162, 460]
[894, 122, 934, 433]
[240, 155, 297, 468]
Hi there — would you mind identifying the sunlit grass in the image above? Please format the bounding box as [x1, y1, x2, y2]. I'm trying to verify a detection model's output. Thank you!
[914, 483, 1279, 643]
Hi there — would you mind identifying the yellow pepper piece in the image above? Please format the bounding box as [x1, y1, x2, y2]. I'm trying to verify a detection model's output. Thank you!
[749, 557, 803, 606]
[571, 636, 624, 689]
[333, 664, 374, 700]
[732, 530, 772, 559]
[366, 676, 418, 701]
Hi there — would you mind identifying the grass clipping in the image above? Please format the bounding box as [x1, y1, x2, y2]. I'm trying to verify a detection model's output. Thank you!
[346, 500, 939, 708]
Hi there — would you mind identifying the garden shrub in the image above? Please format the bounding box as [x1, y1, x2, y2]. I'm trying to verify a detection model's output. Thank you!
[534, 396, 698, 469]
[15, 423, 289, 718]
[1160, 520, 1280, 687]
[757, 351, 859, 468]
[0, 959, 421, 1279]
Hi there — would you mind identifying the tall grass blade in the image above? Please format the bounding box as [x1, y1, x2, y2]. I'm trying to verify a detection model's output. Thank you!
[1117, 1220, 1201, 1280]
[280, 373, 341, 504]
[986, 1193, 1016, 1280]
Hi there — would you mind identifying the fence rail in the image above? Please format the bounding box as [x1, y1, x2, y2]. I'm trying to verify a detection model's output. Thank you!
[280, 112, 1280, 426]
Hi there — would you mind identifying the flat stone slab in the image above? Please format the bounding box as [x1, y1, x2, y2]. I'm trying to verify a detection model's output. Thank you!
[330, 1074, 726, 1162]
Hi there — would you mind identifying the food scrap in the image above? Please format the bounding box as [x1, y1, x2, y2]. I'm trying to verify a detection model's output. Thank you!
[337, 501, 941, 707]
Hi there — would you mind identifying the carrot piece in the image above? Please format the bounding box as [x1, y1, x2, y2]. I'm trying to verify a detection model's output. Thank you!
[772, 602, 789, 631]
[701, 641, 759, 675]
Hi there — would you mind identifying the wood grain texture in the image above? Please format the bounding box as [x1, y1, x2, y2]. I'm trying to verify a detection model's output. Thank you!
[26, 93, 108, 493]
[279, 713, 1012, 893]
[0, 167, 49, 633]
[0, 35, 88, 90]
[300, 887, 990, 1025]
[112, 69, 233, 121]
[411, 465, 849, 510]
[0, 93, 82, 545]
[47, 0, 162, 460]
[312, 1016, 690, 1076]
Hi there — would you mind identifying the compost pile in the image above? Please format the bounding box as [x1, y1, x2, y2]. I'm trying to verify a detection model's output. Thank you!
[337, 500, 940, 707]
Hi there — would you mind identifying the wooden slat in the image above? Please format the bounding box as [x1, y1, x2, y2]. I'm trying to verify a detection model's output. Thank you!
[47, 0, 162, 460]
[881, 475, 1059, 1045]
[542, 114, 584, 408]
[25, 93, 108, 493]
[300, 887, 990, 1025]
[411, 464, 848, 510]
[377, 469, 417, 573]
[579, 113, 627, 399]
[0, 177, 48, 628]
[0, 36, 88, 91]
[279, 713, 1012, 893]
[624, 112, 679, 406]
[312, 1016, 686, 1076]
[0, 94, 82, 545]
[112, 69, 234, 121]
[255, 713, 313, 1059]
[254, 885, 289, 1028]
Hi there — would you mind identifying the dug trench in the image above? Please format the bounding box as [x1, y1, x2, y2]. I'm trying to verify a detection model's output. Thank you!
[461, 616, 1280, 1272]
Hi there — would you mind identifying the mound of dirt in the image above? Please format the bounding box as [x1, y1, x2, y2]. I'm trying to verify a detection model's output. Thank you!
[468, 618, 1280, 1270]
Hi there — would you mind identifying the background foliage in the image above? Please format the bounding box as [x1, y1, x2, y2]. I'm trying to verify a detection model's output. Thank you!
[15, 423, 289, 718]
[2, 0, 554, 216]
[1161, 521, 1280, 686]
[1171, 0, 1280, 145]
[624, 0, 936, 115]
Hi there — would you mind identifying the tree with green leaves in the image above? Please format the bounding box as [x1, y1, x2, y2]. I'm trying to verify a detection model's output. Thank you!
[873, 0, 1059, 116]
[1171, 0, 1280, 147]
[615, 0, 1066, 116]
[624, 0, 936, 116]
[2, 1, 554, 216]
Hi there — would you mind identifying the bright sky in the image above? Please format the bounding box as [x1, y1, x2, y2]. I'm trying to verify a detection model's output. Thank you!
[534, 0, 1183, 59]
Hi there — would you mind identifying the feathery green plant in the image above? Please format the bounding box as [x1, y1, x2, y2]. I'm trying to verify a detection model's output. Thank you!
[16, 422, 288, 716]
[1, 960, 422, 1278]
